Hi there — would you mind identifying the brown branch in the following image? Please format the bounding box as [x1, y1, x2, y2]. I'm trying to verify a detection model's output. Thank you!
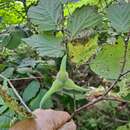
[121, 70, 130, 76]
[102, 96, 130, 103]
[10, 76, 43, 81]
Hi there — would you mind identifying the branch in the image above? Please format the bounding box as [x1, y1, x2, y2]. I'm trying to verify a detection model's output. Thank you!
[10, 76, 43, 81]
[121, 70, 130, 76]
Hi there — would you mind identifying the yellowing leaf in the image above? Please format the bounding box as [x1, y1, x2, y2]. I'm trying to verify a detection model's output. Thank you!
[68, 36, 98, 65]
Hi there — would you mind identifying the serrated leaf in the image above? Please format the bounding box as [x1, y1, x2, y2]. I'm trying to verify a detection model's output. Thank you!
[106, 3, 130, 33]
[90, 37, 130, 79]
[22, 81, 40, 102]
[68, 36, 98, 65]
[29, 89, 53, 110]
[23, 35, 65, 57]
[28, 0, 62, 31]
[67, 6, 101, 39]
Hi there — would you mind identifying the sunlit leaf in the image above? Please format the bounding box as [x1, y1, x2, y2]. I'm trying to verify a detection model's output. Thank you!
[90, 37, 130, 79]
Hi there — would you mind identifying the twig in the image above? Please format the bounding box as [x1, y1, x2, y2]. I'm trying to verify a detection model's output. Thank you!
[0, 74, 32, 113]
[71, 96, 103, 117]
[103, 74, 122, 96]
[10, 76, 43, 81]
[102, 96, 130, 103]
[121, 70, 130, 76]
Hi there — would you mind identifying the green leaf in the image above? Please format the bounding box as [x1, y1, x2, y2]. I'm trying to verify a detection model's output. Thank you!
[0, 64, 6, 72]
[0, 28, 25, 49]
[106, 3, 130, 33]
[28, 0, 63, 31]
[0, 106, 8, 114]
[0, 97, 4, 105]
[116, 123, 130, 130]
[90, 37, 130, 79]
[23, 34, 65, 57]
[0, 110, 14, 130]
[67, 6, 101, 39]
[1, 67, 14, 79]
[19, 58, 37, 68]
[22, 80, 40, 102]
[16, 67, 33, 74]
[29, 89, 53, 110]
[62, 90, 86, 100]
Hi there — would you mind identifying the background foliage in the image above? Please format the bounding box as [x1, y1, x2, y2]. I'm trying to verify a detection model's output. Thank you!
[1, 0, 130, 130]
